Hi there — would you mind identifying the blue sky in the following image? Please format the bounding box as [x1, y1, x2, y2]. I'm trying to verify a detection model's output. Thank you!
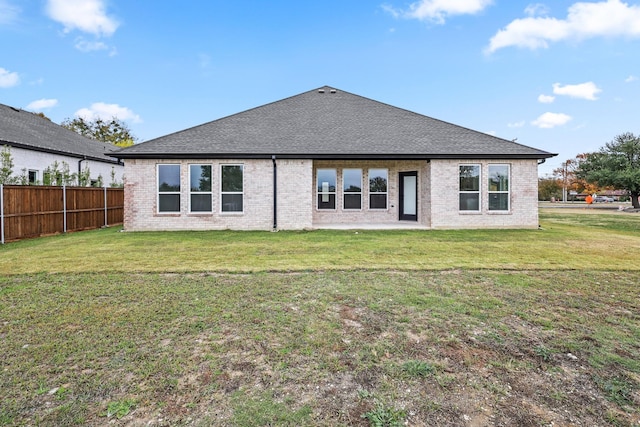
[1, 0, 640, 176]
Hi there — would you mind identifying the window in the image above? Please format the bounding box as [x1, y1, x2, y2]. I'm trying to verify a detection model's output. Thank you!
[488, 164, 510, 211]
[343, 169, 362, 210]
[459, 165, 480, 211]
[189, 164, 212, 212]
[317, 169, 336, 209]
[368, 168, 388, 209]
[221, 165, 243, 212]
[158, 164, 181, 213]
[28, 170, 38, 185]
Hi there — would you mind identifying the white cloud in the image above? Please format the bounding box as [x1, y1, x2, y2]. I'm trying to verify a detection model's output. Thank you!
[26, 98, 58, 110]
[486, 0, 640, 53]
[384, 0, 493, 24]
[507, 121, 526, 128]
[531, 112, 572, 128]
[75, 102, 142, 123]
[625, 75, 638, 83]
[0, 67, 20, 88]
[0, 0, 20, 25]
[46, 0, 119, 37]
[524, 3, 550, 17]
[74, 37, 117, 55]
[74, 38, 108, 52]
[552, 81, 601, 100]
[538, 94, 555, 103]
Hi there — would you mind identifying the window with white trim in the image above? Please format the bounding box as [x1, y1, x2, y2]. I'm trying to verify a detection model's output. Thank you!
[317, 169, 337, 210]
[158, 164, 181, 213]
[343, 168, 362, 210]
[221, 164, 243, 212]
[368, 168, 388, 209]
[488, 164, 510, 211]
[189, 164, 212, 212]
[459, 165, 480, 211]
[28, 170, 38, 185]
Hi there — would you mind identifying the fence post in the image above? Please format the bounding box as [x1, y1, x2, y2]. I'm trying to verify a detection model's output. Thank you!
[1, 184, 4, 245]
[104, 186, 108, 227]
[63, 185, 67, 233]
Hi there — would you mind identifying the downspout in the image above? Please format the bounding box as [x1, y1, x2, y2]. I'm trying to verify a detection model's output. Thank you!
[271, 155, 277, 231]
[78, 156, 86, 186]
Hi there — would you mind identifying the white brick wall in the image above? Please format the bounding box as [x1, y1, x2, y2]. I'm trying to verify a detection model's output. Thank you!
[124, 158, 540, 231]
[7, 145, 124, 185]
[123, 158, 313, 231]
[312, 160, 431, 227]
[429, 159, 539, 229]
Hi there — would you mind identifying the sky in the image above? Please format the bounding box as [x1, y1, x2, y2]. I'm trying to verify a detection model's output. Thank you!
[1, 0, 640, 177]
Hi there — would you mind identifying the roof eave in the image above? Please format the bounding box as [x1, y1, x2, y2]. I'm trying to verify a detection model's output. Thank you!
[113, 152, 558, 160]
[2, 139, 122, 165]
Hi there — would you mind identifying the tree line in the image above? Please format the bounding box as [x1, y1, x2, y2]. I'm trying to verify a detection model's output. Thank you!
[539, 132, 640, 209]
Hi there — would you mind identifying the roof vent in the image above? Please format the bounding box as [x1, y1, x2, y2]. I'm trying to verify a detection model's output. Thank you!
[330, 89, 336, 94]
[318, 89, 325, 93]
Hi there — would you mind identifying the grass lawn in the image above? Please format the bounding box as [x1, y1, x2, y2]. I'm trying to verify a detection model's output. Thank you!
[0, 211, 639, 426]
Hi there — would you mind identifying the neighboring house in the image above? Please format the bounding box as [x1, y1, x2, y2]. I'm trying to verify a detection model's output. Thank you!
[0, 103, 124, 186]
[114, 86, 556, 231]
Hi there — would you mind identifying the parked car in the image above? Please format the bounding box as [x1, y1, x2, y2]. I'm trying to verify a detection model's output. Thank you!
[594, 195, 614, 203]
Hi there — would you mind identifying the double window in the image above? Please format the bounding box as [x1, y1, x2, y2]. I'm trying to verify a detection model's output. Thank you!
[368, 168, 388, 209]
[317, 169, 337, 210]
[459, 164, 510, 212]
[343, 169, 362, 210]
[221, 165, 243, 212]
[158, 164, 181, 213]
[488, 165, 510, 211]
[189, 164, 212, 212]
[459, 165, 480, 211]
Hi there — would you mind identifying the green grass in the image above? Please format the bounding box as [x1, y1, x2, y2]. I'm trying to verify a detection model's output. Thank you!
[1, 210, 640, 274]
[0, 211, 639, 425]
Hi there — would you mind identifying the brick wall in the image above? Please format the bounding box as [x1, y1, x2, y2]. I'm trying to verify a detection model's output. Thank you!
[123, 158, 313, 231]
[312, 160, 431, 227]
[123, 158, 540, 231]
[429, 159, 539, 229]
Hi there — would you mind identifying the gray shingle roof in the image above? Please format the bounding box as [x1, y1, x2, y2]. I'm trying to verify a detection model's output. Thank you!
[115, 86, 555, 160]
[0, 103, 121, 164]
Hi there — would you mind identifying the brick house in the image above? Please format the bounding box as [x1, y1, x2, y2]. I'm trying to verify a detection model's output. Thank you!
[114, 86, 556, 231]
[0, 103, 124, 186]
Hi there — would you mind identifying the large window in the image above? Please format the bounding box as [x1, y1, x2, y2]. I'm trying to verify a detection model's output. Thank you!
[343, 169, 362, 210]
[189, 164, 212, 212]
[158, 164, 181, 213]
[317, 169, 337, 209]
[488, 164, 510, 211]
[221, 164, 243, 212]
[369, 168, 388, 209]
[459, 165, 480, 211]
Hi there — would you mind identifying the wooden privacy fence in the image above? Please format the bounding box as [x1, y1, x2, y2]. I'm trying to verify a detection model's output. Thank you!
[0, 185, 124, 243]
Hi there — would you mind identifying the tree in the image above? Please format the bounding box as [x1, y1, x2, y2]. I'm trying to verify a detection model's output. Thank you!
[538, 177, 562, 201]
[61, 117, 136, 147]
[577, 132, 640, 208]
[552, 153, 605, 201]
[0, 145, 16, 185]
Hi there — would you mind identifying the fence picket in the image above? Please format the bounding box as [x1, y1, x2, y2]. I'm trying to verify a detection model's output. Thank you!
[0, 185, 123, 243]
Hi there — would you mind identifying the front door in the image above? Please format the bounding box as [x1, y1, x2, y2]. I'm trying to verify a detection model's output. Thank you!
[399, 171, 418, 221]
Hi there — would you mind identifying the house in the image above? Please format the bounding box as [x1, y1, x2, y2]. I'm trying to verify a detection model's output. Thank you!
[114, 86, 556, 231]
[0, 103, 124, 186]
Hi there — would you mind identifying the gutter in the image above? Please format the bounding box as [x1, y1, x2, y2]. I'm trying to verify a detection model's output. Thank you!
[271, 155, 277, 231]
[78, 156, 87, 184]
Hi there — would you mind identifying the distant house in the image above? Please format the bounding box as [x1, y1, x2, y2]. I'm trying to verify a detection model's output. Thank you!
[114, 86, 556, 230]
[0, 103, 124, 186]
